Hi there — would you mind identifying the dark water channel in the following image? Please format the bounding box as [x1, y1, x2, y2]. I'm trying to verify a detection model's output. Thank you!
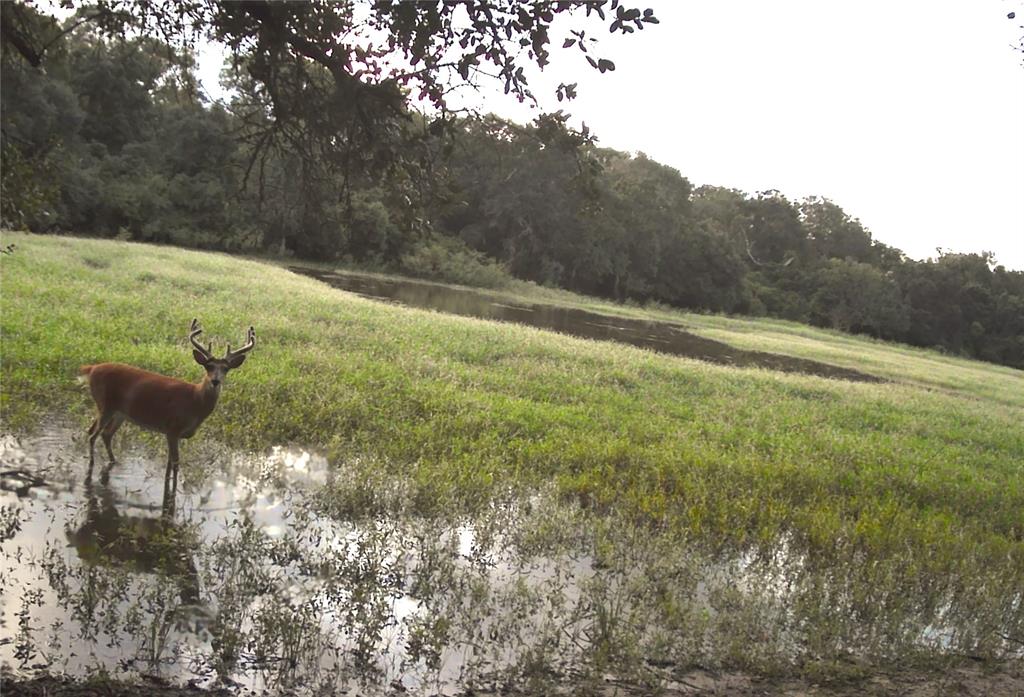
[292, 268, 881, 383]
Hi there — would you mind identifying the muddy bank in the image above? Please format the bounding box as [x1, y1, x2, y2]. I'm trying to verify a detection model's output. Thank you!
[289, 268, 883, 384]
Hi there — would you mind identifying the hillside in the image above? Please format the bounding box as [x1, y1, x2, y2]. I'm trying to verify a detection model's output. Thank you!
[1, 231, 1022, 691]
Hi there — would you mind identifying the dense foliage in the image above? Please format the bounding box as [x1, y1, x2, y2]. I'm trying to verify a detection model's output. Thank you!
[2, 6, 1022, 369]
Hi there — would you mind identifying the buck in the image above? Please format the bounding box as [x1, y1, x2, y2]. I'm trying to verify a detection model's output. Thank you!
[81, 319, 255, 477]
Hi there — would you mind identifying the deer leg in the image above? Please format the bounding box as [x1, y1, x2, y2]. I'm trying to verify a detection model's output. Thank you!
[162, 457, 177, 518]
[100, 413, 125, 465]
[88, 411, 116, 465]
[85, 418, 99, 482]
[166, 435, 181, 492]
[87, 417, 99, 465]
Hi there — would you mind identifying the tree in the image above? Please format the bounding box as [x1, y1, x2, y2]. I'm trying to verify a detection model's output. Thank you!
[2, 1, 658, 186]
[811, 259, 909, 338]
[744, 191, 808, 267]
[0, 11, 85, 228]
[599, 151, 691, 299]
[439, 114, 592, 285]
[889, 251, 1024, 367]
[800, 196, 875, 264]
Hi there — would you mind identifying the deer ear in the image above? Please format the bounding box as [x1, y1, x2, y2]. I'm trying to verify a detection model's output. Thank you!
[225, 353, 247, 369]
[193, 350, 210, 366]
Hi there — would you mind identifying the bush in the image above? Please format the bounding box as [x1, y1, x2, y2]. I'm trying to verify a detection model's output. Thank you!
[399, 235, 514, 289]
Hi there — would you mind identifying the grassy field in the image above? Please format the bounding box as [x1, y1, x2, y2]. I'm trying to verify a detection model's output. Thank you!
[2, 231, 1023, 671]
[294, 255, 1024, 407]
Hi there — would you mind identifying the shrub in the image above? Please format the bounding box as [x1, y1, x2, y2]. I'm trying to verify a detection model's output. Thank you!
[400, 235, 514, 289]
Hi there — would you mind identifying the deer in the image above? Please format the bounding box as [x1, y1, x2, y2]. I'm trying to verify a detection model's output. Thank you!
[80, 319, 255, 483]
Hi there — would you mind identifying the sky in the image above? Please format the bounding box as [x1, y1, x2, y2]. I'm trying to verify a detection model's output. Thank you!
[197, 1, 1024, 270]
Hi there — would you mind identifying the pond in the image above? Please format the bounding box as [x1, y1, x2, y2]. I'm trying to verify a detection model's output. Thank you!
[290, 268, 882, 383]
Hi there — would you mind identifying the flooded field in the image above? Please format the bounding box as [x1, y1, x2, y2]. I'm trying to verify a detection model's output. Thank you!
[290, 268, 883, 383]
[1, 425, 341, 691]
[2, 422, 1022, 695]
[0, 423, 661, 694]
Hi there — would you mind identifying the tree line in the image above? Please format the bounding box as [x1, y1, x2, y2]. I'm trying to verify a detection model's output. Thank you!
[2, 10, 1022, 369]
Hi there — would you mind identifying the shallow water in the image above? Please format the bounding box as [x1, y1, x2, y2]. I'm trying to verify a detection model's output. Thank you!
[3, 424, 1017, 693]
[0, 423, 597, 694]
[290, 267, 882, 383]
[1, 425, 313, 689]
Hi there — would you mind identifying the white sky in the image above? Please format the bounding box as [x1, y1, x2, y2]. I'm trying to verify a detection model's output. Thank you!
[197, 1, 1024, 270]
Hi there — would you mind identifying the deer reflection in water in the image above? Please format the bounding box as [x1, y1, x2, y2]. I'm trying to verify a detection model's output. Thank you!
[67, 459, 200, 605]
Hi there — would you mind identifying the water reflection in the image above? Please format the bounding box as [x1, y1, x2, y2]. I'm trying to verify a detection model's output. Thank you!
[290, 268, 882, 383]
[3, 426, 660, 693]
[66, 465, 200, 604]
[0, 425, 318, 688]
[0, 424, 602, 694]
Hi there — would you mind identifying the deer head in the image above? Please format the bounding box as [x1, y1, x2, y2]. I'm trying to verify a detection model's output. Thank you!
[188, 318, 256, 391]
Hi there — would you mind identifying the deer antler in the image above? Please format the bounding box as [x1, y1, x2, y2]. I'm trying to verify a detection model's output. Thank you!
[188, 319, 213, 361]
[224, 326, 256, 361]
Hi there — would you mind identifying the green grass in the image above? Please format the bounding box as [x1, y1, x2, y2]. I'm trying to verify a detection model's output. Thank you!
[2, 231, 1023, 659]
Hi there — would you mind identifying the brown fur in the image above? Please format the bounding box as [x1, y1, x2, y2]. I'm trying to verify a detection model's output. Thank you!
[81, 321, 253, 480]
[81, 363, 218, 440]
[81, 359, 233, 480]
